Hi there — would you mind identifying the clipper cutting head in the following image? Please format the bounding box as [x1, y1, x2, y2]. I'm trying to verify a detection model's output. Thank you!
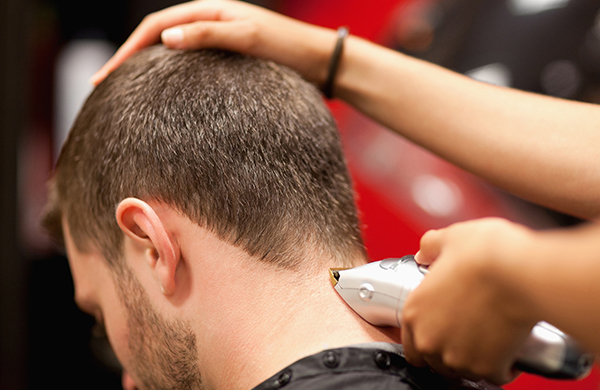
[329, 268, 346, 287]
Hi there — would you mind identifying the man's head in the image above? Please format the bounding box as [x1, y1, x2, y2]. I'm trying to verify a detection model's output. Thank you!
[46, 45, 364, 270]
[44, 45, 367, 389]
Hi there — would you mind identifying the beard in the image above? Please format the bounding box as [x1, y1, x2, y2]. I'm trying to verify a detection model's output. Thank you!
[113, 266, 203, 390]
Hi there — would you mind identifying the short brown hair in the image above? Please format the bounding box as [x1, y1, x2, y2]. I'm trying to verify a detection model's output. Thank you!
[45, 46, 365, 268]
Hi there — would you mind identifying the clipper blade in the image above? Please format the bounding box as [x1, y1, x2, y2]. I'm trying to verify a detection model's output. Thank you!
[328, 268, 347, 287]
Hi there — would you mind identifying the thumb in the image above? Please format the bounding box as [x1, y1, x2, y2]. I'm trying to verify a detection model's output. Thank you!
[415, 228, 443, 265]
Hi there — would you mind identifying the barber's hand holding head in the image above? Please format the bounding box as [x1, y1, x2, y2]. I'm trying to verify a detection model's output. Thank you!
[91, 0, 336, 87]
[402, 218, 539, 385]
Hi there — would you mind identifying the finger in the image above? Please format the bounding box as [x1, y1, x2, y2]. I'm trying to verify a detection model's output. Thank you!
[423, 355, 460, 379]
[161, 20, 255, 52]
[506, 368, 521, 383]
[484, 371, 514, 386]
[415, 229, 443, 265]
[401, 325, 427, 368]
[91, 1, 230, 85]
[484, 363, 517, 386]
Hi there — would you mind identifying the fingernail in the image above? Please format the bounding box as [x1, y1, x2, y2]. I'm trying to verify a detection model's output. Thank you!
[161, 28, 183, 47]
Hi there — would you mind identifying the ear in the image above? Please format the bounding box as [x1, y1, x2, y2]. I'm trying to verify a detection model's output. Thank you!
[115, 198, 180, 296]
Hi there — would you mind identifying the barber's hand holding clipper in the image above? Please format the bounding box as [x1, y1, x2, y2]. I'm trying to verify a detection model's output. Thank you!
[401, 218, 538, 384]
[402, 218, 600, 384]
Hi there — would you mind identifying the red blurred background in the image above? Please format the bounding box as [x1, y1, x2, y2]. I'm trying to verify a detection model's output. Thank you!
[281, 0, 600, 389]
[5, 0, 598, 388]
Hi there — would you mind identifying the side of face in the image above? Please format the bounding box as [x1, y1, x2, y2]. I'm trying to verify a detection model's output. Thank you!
[62, 220, 132, 379]
[63, 219, 203, 390]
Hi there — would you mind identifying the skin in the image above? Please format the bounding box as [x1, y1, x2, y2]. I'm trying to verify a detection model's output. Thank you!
[65, 197, 400, 390]
[64, 211, 202, 390]
[89, 0, 600, 383]
[405, 219, 538, 384]
[406, 218, 600, 384]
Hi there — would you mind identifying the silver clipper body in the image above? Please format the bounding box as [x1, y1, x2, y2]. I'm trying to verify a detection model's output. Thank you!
[330, 255, 594, 380]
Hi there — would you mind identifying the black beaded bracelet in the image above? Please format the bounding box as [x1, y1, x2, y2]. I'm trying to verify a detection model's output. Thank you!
[322, 26, 349, 99]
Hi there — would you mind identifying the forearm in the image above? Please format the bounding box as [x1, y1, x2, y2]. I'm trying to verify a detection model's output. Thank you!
[515, 222, 600, 352]
[336, 36, 600, 219]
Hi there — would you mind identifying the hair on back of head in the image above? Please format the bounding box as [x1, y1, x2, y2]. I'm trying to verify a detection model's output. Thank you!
[46, 45, 365, 269]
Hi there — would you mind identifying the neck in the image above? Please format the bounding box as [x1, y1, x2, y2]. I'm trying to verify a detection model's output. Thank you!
[194, 251, 401, 390]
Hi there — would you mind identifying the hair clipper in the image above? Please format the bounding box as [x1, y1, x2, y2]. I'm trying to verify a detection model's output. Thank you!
[329, 255, 595, 379]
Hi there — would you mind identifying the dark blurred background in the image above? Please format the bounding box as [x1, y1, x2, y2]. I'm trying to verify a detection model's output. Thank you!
[2, 0, 600, 389]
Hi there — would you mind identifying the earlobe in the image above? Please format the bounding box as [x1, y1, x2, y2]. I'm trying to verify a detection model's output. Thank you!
[116, 198, 180, 295]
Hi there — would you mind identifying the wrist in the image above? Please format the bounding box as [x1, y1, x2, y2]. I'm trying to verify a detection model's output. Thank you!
[335, 36, 386, 102]
[516, 223, 600, 332]
[334, 35, 418, 116]
[288, 22, 338, 86]
[488, 223, 543, 327]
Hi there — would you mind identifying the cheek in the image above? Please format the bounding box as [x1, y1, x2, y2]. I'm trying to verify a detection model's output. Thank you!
[100, 280, 133, 372]
[105, 310, 131, 369]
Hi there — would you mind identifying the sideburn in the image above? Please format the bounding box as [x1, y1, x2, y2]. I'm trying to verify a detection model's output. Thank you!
[112, 265, 203, 390]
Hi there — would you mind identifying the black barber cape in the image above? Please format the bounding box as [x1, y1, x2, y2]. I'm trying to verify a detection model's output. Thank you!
[253, 344, 500, 390]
